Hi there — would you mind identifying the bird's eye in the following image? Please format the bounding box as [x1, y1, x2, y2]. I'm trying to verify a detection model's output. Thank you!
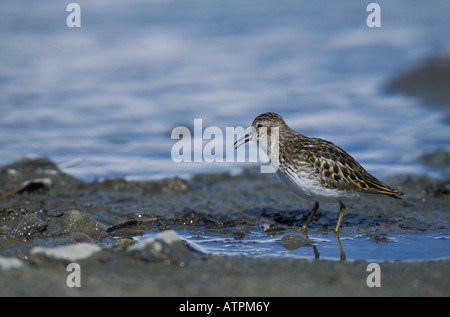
[257, 124, 263, 129]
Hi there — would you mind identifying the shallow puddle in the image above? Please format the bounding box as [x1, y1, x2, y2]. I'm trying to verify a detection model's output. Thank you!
[137, 229, 450, 262]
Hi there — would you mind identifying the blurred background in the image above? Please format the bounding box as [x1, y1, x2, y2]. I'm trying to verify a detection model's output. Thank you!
[1, 0, 449, 181]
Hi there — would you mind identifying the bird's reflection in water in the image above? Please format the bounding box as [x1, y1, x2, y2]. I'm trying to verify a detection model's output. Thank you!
[280, 231, 346, 261]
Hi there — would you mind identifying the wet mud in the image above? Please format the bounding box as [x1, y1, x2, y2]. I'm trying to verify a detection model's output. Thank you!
[0, 156, 448, 296]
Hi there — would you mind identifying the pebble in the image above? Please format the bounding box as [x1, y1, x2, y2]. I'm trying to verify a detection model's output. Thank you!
[31, 243, 102, 262]
[128, 230, 203, 265]
[0, 256, 25, 270]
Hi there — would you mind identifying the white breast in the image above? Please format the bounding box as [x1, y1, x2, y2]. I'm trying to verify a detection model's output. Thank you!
[277, 167, 360, 203]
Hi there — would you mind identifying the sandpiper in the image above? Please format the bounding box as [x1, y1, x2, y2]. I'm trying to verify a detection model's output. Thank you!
[235, 112, 403, 232]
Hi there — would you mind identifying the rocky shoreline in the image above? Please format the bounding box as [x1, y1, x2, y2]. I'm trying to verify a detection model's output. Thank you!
[0, 156, 448, 296]
[1, 51, 450, 297]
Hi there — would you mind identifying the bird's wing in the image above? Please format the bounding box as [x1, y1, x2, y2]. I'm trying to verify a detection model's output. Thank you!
[291, 137, 403, 198]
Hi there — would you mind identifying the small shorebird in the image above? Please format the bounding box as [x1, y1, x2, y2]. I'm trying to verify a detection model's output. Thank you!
[235, 112, 403, 232]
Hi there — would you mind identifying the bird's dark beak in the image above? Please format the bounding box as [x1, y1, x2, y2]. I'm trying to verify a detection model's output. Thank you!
[234, 133, 250, 149]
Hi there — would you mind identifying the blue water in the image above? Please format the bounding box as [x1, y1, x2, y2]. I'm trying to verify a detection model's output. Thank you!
[1, 0, 449, 181]
[139, 229, 450, 261]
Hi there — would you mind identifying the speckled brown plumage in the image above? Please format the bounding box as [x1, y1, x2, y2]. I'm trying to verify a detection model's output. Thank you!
[282, 133, 402, 198]
[236, 112, 403, 232]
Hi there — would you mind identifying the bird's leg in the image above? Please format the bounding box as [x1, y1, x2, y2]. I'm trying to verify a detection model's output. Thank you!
[302, 202, 319, 231]
[335, 201, 345, 233]
[335, 232, 346, 261]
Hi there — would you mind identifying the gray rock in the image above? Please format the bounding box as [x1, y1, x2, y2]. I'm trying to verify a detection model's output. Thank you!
[31, 243, 102, 262]
[419, 148, 450, 168]
[128, 230, 204, 265]
[0, 256, 25, 270]
[387, 50, 450, 108]
[9, 213, 47, 238]
[62, 210, 103, 239]
[280, 233, 313, 250]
